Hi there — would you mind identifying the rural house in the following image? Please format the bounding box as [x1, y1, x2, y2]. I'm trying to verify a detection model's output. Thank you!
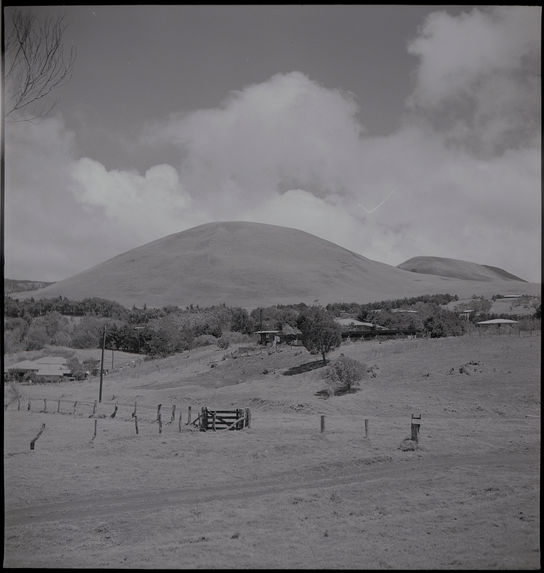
[476, 318, 519, 333]
[4, 356, 72, 383]
[255, 324, 302, 346]
[334, 317, 393, 340]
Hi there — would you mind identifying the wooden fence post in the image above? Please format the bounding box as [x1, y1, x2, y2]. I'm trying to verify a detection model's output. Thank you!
[30, 423, 46, 450]
[92, 400, 97, 416]
[73, 401, 78, 415]
[411, 414, 421, 442]
[27, 399, 31, 411]
[17, 398, 21, 411]
[212, 411, 216, 431]
[134, 415, 139, 435]
[170, 404, 176, 423]
[92, 419, 98, 441]
[43, 399, 47, 413]
[132, 401, 137, 419]
[364, 418, 369, 439]
[158, 413, 162, 434]
[178, 410, 182, 432]
[320, 415, 325, 433]
[111, 403, 118, 418]
[57, 399, 61, 413]
[187, 406, 192, 425]
[156, 404, 162, 421]
[245, 408, 251, 428]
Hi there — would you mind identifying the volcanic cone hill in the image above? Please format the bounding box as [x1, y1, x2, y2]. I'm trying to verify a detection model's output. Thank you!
[397, 256, 527, 282]
[16, 222, 537, 309]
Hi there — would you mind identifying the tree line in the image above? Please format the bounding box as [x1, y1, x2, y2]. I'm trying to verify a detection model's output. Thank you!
[4, 293, 540, 359]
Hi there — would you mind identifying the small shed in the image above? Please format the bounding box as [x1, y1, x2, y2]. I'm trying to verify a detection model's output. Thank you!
[255, 330, 281, 346]
[256, 324, 302, 346]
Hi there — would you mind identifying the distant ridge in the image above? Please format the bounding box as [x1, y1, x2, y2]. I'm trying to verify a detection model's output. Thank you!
[4, 279, 55, 294]
[397, 256, 526, 282]
[13, 222, 535, 308]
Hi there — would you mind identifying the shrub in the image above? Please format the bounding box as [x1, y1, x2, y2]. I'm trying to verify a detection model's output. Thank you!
[216, 337, 230, 350]
[192, 334, 218, 348]
[324, 355, 367, 396]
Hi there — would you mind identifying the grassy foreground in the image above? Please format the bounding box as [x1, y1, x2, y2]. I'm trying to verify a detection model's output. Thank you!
[3, 332, 541, 568]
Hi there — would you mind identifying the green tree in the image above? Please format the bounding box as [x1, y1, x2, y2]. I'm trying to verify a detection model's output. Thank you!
[230, 307, 254, 334]
[297, 306, 342, 364]
[423, 309, 466, 338]
[70, 316, 106, 348]
[67, 356, 86, 380]
[25, 323, 48, 350]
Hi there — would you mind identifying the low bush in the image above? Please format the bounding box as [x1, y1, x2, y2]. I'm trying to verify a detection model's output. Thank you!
[192, 334, 218, 347]
[216, 331, 252, 349]
[324, 355, 367, 396]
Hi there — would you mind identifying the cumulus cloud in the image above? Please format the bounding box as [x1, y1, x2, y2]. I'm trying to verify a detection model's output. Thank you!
[4, 118, 207, 280]
[145, 71, 365, 209]
[407, 6, 541, 154]
[70, 159, 193, 234]
[4, 6, 541, 284]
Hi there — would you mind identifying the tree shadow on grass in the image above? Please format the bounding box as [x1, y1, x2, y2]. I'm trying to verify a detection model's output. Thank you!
[315, 387, 360, 399]
[283, 359, 328, 376]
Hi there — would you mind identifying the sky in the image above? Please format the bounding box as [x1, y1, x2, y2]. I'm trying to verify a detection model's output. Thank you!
[3, 5, 541, 283]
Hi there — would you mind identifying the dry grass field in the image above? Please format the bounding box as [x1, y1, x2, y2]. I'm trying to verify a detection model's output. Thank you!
[3, 331, 541, 569]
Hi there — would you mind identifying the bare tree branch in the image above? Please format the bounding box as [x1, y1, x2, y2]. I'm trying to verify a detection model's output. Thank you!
[4, 9, 76, 121]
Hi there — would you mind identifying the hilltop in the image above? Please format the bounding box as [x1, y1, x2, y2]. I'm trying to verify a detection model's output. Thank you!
[397, 256, 527, 282]
[13, 222, 537, 309]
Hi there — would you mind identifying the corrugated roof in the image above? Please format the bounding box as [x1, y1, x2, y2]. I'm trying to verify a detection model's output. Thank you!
[35, 364, 70, 376]
[477, 319, 518, 325]
[335, 318, 375, 327]
[35, 356, 68, 365]
[7, 360, 41, 371]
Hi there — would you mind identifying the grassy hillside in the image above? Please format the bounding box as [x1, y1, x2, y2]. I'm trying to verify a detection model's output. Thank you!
[4, 279, 54, 294]
[14, 222, 538, 309]
[397, 256, 527, 282]
[4, 333, 541, 568]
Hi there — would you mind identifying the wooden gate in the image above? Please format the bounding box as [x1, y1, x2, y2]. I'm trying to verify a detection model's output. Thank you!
[200, 407, 251, 431]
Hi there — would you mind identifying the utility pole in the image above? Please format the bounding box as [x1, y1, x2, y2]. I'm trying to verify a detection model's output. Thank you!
[99, 325, 106, 403]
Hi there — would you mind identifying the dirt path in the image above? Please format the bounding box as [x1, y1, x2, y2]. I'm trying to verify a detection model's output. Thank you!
[5, 447, 537, 528]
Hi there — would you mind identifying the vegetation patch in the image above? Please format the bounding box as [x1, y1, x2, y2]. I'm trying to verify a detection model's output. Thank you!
[321, 355, 367, 397]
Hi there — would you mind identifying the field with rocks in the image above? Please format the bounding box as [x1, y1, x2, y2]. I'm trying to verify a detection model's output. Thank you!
[3, 330, 541, 569]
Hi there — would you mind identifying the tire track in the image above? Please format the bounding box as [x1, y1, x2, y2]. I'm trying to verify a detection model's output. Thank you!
[5, 449, 538, 528]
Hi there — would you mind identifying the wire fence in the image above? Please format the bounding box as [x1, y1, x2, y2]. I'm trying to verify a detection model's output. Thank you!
[3, 394, 198, 430]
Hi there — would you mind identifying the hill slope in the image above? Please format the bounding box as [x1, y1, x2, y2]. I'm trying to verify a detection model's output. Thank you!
[398, 256, 527, 282]
[4, 279, 55, 294]
[15, 222, 536, 308]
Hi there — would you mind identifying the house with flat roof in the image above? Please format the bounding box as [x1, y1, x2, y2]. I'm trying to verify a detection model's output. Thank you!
[5, 356, 72, 382]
